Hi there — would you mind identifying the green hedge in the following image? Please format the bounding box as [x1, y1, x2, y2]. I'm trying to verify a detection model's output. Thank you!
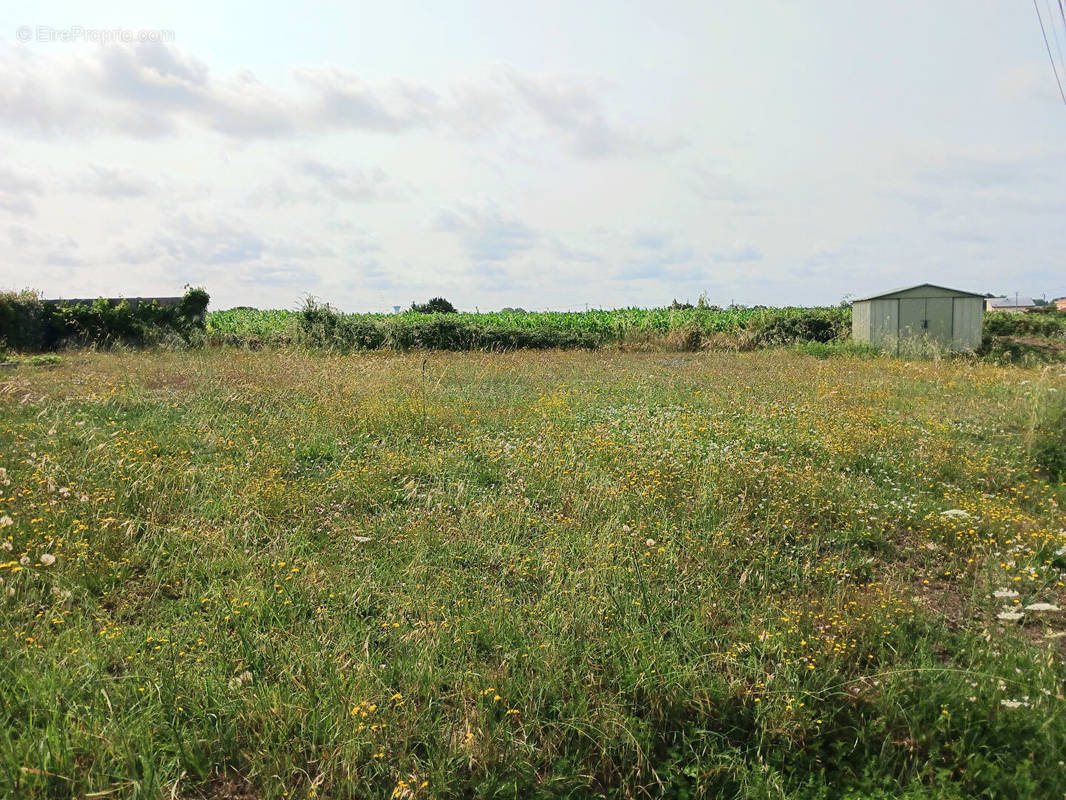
[0, 288, 209, 352]
[749, 307, 851, 345]
[985, 310, 1066, 337]
[295, 300, 596, 352]
[274, 299, 853, 353]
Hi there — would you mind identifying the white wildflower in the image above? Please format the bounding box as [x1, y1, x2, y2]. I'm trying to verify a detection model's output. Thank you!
[940, 509, 971, 519]
[997, 610, 1024, 621]
[57, 487, 70, 498]
[228, 670, 254, 690]
[1024, 602, 1060, 612]
[992, 588, 1019, 599]
[353, 536, 372, 544]
[1000, 699, 1029, 709]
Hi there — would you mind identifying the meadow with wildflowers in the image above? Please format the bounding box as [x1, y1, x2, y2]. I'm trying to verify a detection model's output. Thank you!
[1, 349, 1064, 799]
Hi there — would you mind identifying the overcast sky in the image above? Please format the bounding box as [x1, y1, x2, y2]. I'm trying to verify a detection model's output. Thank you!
[2, 1, 1065, 311]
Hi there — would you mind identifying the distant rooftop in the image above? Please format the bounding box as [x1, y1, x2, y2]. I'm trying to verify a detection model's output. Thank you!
[986, 296, 1036, 308]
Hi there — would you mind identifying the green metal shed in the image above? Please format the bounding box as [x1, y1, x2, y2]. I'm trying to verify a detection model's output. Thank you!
[851, 284, 984, 353]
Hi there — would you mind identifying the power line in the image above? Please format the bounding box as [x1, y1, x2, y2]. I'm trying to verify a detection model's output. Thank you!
[1046, 1, 1066, 59]
[1044, 0, 1066, 84]
[1034, 0, 1066, 108]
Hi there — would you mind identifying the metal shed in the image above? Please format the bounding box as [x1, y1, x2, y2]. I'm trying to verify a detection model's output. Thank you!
[851, 284, 984, 353]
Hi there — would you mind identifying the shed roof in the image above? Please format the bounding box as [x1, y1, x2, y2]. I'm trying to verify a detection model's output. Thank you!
[851, 283, 985, 303]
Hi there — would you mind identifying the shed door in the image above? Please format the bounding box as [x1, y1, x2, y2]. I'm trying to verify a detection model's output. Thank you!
[925, 298, 952, 344]
[899, 298, 925, 338]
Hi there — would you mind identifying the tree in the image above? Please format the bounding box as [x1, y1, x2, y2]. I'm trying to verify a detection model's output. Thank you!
[411, 297, 457, 314]
[179, 285, 210, 322]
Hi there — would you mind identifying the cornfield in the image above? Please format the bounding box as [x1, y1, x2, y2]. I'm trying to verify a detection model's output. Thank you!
[206, 305, 851, 347]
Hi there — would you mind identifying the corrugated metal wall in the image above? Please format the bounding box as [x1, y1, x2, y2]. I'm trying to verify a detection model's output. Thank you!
[951, 297, 983, 351]
[851, 301, 870, 343]
[869, 298, 899, 350]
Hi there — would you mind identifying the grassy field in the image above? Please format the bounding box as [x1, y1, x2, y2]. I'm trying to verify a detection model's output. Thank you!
[1, 349, 1065, 798]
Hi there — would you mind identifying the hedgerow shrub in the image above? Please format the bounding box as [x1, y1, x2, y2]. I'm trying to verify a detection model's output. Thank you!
[751, 308, 851, 345]
[0, 290, 56, 351]
[383, 317, 595, 351]
[296, 299, 386, 351]
[985, 311, 1066, 338]
[0, 287, 210, 351]
[294, 303, 597, 352]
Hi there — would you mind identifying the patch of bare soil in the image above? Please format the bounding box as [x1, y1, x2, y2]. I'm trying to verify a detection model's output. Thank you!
[1011, 336, 1066, 354]
[188, 774, 261, 800]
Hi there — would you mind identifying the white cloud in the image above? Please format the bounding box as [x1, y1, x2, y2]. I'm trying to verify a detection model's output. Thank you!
[0, 165, 44, 215]
[67, 164, 155, 199]
[433, 204, 538, 262]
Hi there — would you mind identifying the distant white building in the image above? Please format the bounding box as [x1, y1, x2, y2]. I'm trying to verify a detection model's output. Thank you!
[985, 296, 1037, 313]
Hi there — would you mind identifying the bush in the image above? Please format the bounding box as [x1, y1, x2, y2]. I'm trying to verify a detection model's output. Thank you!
[477, 325, 596, 351]
[0, 290, 55, 351]
[985, 312, 1066, 338]
[751, 308, 850, 346]
[178, 287, 210, 321]
[296, 299, 386, 352]
[381, 317, 596, 351]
